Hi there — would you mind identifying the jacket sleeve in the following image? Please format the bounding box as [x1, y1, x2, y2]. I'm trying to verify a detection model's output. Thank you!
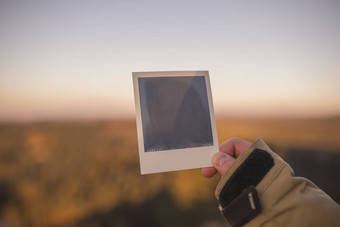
[215, 138, 340, 227]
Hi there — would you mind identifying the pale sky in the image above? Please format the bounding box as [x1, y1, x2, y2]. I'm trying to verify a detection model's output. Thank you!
[1, 0, 340, 121]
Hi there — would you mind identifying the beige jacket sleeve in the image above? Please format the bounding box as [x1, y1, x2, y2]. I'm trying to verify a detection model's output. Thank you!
[215, 138, 340, 227]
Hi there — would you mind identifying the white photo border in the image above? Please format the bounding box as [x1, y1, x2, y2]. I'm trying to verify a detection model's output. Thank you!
[132, 71, 219, 174]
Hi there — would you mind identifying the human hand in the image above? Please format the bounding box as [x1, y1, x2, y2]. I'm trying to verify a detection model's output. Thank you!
[201, 138, 251, 178]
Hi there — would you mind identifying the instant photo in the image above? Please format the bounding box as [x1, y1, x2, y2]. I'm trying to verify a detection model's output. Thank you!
[133, 71, 218, 174]
[138, 76, 213, 152]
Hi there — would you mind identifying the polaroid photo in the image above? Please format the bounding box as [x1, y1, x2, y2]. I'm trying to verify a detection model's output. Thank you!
[132, 71, 219, 174]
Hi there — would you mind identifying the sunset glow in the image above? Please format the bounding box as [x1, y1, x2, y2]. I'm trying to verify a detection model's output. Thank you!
[1, 0, 339, 121]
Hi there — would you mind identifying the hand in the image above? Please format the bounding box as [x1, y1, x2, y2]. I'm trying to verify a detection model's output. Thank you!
[201, 138, 251, 178]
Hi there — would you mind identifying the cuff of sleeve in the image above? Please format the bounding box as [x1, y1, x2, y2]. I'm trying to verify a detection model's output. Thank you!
[221, 185, 262, 227]
[215, 138, 275, 226]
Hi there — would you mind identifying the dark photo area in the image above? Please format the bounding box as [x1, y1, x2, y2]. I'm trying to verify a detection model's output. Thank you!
[138, 76, 213, 152]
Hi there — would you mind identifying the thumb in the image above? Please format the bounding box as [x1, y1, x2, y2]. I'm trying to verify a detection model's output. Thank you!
[212, 152, 235, 175]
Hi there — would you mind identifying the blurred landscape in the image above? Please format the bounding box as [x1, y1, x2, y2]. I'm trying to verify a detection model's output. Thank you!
[0, 117, 339, 227]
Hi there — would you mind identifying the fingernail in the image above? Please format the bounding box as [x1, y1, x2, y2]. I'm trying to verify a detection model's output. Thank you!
[212, 152, 228, 167]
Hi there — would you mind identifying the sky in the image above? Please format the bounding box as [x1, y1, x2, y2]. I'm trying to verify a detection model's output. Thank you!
[1, 0, 340, 121]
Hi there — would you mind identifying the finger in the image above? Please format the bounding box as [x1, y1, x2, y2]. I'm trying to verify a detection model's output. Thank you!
[212, 152, 236, 175]
[219, 137, 251, 158]
[202, 138, 251, 178]
[201, 166, 218, 178]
